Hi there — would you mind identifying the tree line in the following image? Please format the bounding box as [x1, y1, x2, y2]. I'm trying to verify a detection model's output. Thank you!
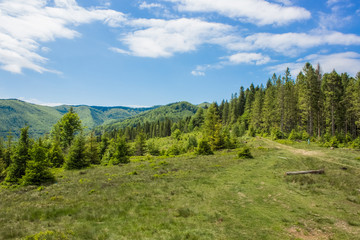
[1, 63, 359, 186]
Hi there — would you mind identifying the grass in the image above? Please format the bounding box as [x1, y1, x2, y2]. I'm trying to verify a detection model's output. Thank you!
[1, 137, 360, 239]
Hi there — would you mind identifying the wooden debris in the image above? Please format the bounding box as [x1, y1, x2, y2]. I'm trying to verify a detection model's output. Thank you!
[285, 169, 325, 175]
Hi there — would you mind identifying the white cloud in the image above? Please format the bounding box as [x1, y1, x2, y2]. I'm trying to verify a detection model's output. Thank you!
[115, 18, 233, 58]
[226, 52, 270, 65]
[227, 31, 360, 56]
[268, 52, 360, 76]
[191, 70, 205, 76]
[139, 2, 164, 9]
[0, 0, 126, 73]
[166, 0, 311, 26]
[191, 52, 270, 76]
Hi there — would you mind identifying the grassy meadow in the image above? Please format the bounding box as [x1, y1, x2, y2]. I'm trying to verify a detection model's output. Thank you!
[1, 137, 360, 239]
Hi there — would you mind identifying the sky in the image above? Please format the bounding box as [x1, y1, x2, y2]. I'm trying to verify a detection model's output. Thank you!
[0, 0, 360, 107]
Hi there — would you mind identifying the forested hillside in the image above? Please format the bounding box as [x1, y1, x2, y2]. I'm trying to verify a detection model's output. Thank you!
[0, 100, 155, 138]
[97, 101, 199, 139]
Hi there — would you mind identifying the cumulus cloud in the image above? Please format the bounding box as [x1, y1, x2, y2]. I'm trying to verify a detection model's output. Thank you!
[226, 52, 271, 65]
[191, 52, 270, 76]
[227, 31, 360, 56]
[268, 52, 360, 76]
[115, 18, 233, 58]
[166, 0, 311, 26]
[0, 0, 126, 73]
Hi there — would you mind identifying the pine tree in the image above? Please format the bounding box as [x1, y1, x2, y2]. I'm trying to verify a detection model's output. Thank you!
[250, 88, 264, 131]
[5, 126, 31, 183]
[53, 107, 82, 149]
[204, 103, 224, 150]
[22, 139, 55, 185]
[47, 140, 64, 168]
[111, 136, 130, 165]
[322, 70, 343, 136]
[98, 134, 109, 160]
[64, 134, 89, 170]
[135, 131, 147, 156]
[87, 131, 100, 164]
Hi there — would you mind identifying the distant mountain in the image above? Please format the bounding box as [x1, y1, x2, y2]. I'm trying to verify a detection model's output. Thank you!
[98, 101, 198, 132]
[0, 99, 156, 138]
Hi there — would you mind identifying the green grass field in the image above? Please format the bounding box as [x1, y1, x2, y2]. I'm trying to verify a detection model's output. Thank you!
[1, 138, 360, 239]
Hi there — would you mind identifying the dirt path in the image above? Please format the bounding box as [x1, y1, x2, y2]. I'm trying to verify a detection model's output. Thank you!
[262, 138, 360, 170]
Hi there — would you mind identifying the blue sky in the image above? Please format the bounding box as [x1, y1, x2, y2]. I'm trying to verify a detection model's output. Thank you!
[0, 0, 359, 107]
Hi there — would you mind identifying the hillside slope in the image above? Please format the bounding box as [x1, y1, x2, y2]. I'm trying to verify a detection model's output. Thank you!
[0, 99, 155, 138]
[1, 138, 359, 239]
[98, 101, 198, 132]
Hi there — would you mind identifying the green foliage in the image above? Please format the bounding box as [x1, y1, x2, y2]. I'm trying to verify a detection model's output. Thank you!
[22, 139, 55, 186]
[204, 103, 224, 150]
[64, 134, 89, 170]
[166, 143, 183, 156]
[47, 141, 64, 168]
[134, 132, 147, 156]
[0, 99, 152, 139]
[185, 135, 198, 152]
[86, 132, 99, 164]
[288, 129, 300, 141]
[102, 136, 130, 165]
[271, 128, 285, 140]
[171, 129, 182, 141]
[98, 135, 109, 160]
[146, 139, 160, 156]
[301, 130, 310, 141]
[351, 137, 360, 149]
[54, 107, 82, 149]
[237, 146, 253, 159]
[102, 101, 197, 132]
[196, 138, 213, 155]
[5, 126, 31, 184]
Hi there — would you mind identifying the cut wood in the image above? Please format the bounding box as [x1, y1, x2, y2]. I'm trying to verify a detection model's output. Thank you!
[285, 169, 325, 175]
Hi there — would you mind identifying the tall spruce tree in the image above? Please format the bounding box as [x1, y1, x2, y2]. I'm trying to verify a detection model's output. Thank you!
[204, 103, 223, 150]
[5, 126, 31, 183]
[53, 107, 82, 149]
[64, 134, 89, 170]
[22, 139, 55, 185]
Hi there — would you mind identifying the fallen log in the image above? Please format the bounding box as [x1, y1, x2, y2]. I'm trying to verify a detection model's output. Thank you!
[285, 169, 325, 175]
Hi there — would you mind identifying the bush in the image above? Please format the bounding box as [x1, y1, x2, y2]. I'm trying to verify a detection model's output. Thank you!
[196, 138, 213, 155]
[351, 137, 360, 149]
[185, 135, 198, 152]
[147, 140, 160, 156]
[324, 136, 339, 148]
[167, 144, 182, 156]
[301, 130, 310, 141]
[271, 129, 284, 140]
[238, 146, 253, 159]
[288, 129, 299, 141]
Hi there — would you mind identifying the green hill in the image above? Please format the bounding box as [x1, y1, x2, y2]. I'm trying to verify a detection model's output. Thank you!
[99, 101, 198, 132]
[0, 99, 155, 138]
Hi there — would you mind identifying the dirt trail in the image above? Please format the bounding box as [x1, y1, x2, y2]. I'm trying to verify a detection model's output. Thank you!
[263, 138, 325, 157]
[262, 138, 360, 170]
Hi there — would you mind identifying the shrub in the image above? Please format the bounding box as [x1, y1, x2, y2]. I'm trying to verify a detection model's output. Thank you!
[301, 130, 310, 141]
[288, 129, 299, 141]
[324, 136, 339, 148]
[351, 137, 360, 149]
[167, 144, 182, 156]
[196, 138, 213, 155]
[271, 128, 284, 140]
[185, 135, 198, 152]
[147, 140, 160, 156]
[238, 146, 253, 159]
